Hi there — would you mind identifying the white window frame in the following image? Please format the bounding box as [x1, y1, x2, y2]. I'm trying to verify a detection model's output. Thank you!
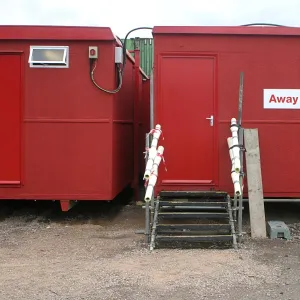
[28, 46, 69, 68]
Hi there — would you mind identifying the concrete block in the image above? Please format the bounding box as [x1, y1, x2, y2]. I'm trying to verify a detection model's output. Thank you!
[267, 221, 291, 240]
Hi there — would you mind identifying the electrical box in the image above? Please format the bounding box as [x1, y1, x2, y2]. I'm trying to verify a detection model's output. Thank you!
[89, 46, 98, 59]
[115, 47, 123, 64]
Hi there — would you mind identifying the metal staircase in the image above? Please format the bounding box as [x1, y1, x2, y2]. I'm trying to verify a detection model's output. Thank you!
[143, 73, 245, 250]
[148, 191, 237, 250]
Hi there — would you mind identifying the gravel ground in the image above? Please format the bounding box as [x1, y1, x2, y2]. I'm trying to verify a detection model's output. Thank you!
[0, 196, 300, 300]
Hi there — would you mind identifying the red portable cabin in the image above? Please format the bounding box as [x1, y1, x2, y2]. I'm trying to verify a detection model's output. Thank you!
[152, 25, 300, 199]
[0, 25, 149, 211]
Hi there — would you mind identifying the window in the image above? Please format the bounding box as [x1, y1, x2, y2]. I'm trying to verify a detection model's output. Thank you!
[28, 46, 69, 68]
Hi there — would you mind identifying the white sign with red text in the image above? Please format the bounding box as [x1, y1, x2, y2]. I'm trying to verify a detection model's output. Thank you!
[264, 89, 300, 109]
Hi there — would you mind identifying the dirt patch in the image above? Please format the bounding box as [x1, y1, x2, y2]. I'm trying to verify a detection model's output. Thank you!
[0, 200, 299, 300]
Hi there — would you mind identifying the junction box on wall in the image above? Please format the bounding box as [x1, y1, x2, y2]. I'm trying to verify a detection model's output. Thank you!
[89, 46, 98, 59]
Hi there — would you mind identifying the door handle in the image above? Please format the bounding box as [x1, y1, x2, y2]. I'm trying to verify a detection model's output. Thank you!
[206, 115, 214, 126]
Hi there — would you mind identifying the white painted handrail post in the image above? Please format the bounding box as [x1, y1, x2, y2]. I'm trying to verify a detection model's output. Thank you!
[143, 124, 165, 203]
[227, 137, 241, 196]
[144, 146, 164, 202]
[144, 124, 162, 180]
[228, 118, 242, 197]
[230, 118, 241, 173]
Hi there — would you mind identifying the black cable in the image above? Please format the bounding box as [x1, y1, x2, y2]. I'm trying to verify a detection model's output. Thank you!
[116, 35, 124, 46]
[241, 23, 285, 27]
[90, 58, 122, 94]
[121, 27, 153, 76]
[90, 27, 153, 94]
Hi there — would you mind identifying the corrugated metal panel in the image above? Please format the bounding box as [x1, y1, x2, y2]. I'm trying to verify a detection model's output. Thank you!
[122, 38, 153, 76]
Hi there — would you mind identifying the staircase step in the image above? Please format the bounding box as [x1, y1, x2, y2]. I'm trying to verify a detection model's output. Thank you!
[159, 207, 227, 212]
[159, 201, 227, 207]
[158, 212, 229, 219]
[156, 224, 231, 233]
[149, 190, 234, 249]
[156, 235, 233, 243]
[159, 197, 227, 203]
[159, 191, 227, 199]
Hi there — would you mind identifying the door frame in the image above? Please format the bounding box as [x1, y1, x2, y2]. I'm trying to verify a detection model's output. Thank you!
[0, 51, 24, 186]
[155, 52, 219, 188]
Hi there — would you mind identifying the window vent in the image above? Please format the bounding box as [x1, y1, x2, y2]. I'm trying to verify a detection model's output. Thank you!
[28, 46, 69, 68]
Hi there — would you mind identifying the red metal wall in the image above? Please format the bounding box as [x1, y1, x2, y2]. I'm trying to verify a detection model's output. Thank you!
[153, 26, 300, 198]
[112, 51, 135, 196]
[112, 49, 150, 195]
[0, 26, 149, 209]
[0, 54, 22, 185]
[140, 80, 150, 173]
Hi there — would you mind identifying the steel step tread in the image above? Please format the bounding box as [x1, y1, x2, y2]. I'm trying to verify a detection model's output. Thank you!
[159, 191, 228, 199]
[159, 198, 228, 203]
[159, 201, 228, 207]
[156, 224, 231, 234]
[158, 212, 229, 219]
[159, 207, 227, 212]
[156, 235, 233, 242]
[157, 224, 231, 230]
